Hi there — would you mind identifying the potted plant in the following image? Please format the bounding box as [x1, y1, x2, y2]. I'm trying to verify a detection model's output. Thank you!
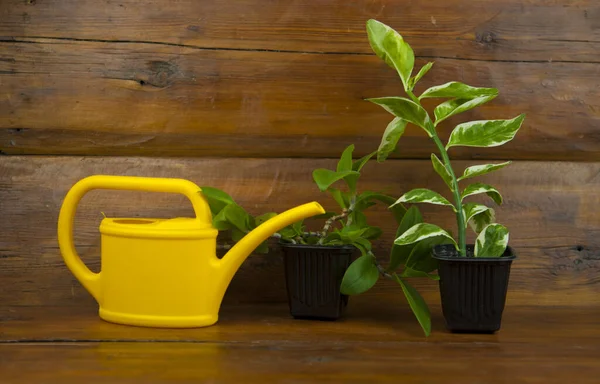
[362, 19, 526, 333]
[200, 144, 435, 334]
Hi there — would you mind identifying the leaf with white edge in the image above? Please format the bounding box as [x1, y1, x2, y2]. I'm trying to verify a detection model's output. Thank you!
[337, 144, 354, 173]
[463, 203, 496, 234]
[352, 151, 376, 172]
[367, 97, 434, 137]
[377, 117, 407, 162]
[462, 183, 503, 205]
[431, 154, 454, 191]
[366, 19, 414, 90]
[469, 207, 496, 234]
[475, 224, 509, 258]
[409, 62, 433, 89]
[392, 188, 455, 210]
[433, 94, 497, 126]
[420, 81, 497, 99]
[394, 223, 458, 249]
[463, 203, 490, 224]
[340, 254, 379, 295]
[200, 186, 235, 216]
[394, 275, 432, 336]
[447, 114, 526, 149]
[458, 161, 512, 182]
[388, 206, 422, 271]
[312, 169, 360, 192]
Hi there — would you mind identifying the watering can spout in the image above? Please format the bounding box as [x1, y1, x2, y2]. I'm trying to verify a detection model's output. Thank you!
[217, 202, 325, 289]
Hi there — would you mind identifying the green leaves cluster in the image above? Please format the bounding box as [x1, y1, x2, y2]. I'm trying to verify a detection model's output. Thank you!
[365, 18, 524, 259]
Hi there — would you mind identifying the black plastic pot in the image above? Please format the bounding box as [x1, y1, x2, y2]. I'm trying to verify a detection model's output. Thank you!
[280, 243, 355, 320]
[432, 244, 516, 333]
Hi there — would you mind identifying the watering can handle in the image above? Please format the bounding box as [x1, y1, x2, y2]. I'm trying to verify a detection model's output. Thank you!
[57, 175, 212, 302]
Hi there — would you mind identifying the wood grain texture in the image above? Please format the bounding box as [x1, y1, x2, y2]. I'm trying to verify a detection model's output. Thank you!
[1, 305, 599, 384]
[0, 0, 598, 62]
[1, 39, 599, 160]
[0, 156, 598, 307]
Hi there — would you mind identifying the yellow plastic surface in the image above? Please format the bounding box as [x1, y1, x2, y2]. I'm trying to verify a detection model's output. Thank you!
[57, 175, 325, 328]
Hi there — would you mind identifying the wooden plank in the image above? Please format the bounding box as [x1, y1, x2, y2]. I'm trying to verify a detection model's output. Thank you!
[0, 156, 598, 307]
[1, 306, 599, 383]
[0, 0, 598, 62]
[2, 341, 598, 384]
[2, 304, 600, 344]
[1, 40, 599, 160]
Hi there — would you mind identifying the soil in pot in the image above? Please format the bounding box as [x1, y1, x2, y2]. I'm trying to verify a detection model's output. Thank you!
[432, 244, 516, 333]
[280, 243, 355, 320]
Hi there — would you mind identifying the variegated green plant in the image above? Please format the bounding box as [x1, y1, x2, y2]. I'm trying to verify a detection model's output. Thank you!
[365, 19, 525, 258]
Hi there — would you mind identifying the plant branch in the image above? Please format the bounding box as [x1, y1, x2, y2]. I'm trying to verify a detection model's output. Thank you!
[318, 208, 350, 244]
[376, 263, 394, 280]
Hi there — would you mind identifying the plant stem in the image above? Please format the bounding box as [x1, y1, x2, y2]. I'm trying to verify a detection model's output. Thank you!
[431, 134, 466, 256]
[406, 88, 466, 256]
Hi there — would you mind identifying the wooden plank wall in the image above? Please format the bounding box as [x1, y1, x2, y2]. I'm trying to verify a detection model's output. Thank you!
[0, 0, 598, 308]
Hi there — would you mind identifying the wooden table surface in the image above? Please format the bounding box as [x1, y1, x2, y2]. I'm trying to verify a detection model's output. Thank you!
[1, 302, 599, 383]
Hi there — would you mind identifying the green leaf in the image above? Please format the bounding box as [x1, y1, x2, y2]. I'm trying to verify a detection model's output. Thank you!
[352, 151, 376, 172]
[392, 188, 455, 210]
[349, 210, 368, 228]
[340, 254, 380, 295]
[446, 114, 526, 149]
[395, 223, 458, 249]
[199, 186, 235, 216]
[420, 81, 497, 99]
[363, 226, 383, 241]
[409, 62, 434, 89]
[279, 220, 305, 240]
[312, 169, 360, 192]
[355, 191, 407, 225]
[337, 144, 354, 173]
[394, 275, 431, 337]
[431, 154, 454, 191]
[405, 235, 449, 273]
[255, 212, 277, 226]
[401, 266, 439, 280]
[433, 94, 497, 126]
[231, 227, 246, 243]
[457, 161, 512, 182]
[461, 183, 503, 205]
[388, 206, 423, 271]
[352, 238, 373, 255]
[329, 188, 347, 209]
[366, 19, 414, 90]
[222, 204, 252, 232]
[255, 240, 270, 254]
[377, 117, 407, 162]
[475, 224, 509, 258]
[339, 226, 370, 243]
[367, 97, 434, 137]
[322, 231, 342, 245]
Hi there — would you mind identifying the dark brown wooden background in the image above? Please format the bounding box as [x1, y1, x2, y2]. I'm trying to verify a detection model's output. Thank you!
[0, 0, 598, 309]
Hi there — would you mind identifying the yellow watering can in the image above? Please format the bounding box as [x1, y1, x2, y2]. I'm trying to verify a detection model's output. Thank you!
[57, 175, 325, 328]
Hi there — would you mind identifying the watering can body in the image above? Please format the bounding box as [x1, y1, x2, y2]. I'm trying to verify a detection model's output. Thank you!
[57, 175, 324, 328]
